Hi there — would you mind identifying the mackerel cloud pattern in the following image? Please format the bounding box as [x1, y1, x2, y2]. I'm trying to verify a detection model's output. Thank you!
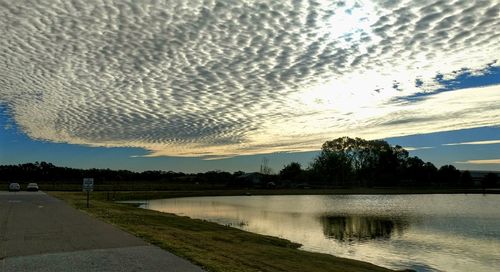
[1, 0, 499, 157]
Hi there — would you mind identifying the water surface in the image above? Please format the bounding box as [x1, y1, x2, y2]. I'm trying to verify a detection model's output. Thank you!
[141, 194, 500, 271]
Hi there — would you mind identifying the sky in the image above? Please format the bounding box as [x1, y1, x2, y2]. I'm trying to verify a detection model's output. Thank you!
[0, 0, 499, 173]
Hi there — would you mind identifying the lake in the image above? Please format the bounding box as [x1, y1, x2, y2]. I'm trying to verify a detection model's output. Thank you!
[140, 194, 500, 271]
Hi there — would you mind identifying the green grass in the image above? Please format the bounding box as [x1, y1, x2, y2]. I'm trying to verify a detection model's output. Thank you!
[50, 191, 395, 272]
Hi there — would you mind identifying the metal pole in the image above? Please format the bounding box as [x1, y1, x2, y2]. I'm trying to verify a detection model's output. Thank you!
[87, 191, 90, 208]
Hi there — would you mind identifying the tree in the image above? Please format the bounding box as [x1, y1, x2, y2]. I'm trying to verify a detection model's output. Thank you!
[371, 142, 408, 186]
[403, 157, 437, 186]
[437, 165, 461, 186]
[311, 148, 353, 186]
[422, 162, 438, 185]
[321, 137, 368, 174]
[279, 162, 302, 182]
[316, 137, 411, 186]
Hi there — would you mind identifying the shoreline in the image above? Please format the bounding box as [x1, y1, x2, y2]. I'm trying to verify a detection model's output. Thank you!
[102, 187, 500, 202]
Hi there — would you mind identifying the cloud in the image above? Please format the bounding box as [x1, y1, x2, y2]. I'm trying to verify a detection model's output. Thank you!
[456, 159, 500, 165]
[0, 0, 499, 158]
[444, 140, 500, 146]
[403, 146, 434, 151]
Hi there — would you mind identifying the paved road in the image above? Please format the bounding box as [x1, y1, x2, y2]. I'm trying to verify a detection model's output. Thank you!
[0, 191, 205, 272]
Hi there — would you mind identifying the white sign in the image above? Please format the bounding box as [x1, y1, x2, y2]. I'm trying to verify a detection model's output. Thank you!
[83, 178, 94, 192]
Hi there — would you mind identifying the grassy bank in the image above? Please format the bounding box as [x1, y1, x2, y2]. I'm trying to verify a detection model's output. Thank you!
[50, 191, 394, 272]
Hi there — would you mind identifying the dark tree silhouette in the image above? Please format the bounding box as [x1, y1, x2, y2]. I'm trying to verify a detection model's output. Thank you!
[310, 137, 417, 187]
[311, 150, 353, 186]
[437, 165, 461, 187]
[3, 137, 489, 190]
[279, 162, 302, 182]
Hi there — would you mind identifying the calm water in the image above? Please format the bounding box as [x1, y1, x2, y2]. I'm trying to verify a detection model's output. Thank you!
[141, 194, 500, 271]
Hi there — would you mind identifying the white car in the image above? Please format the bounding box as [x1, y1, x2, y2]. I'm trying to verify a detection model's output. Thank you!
[9, 183, 20, 192]
[27, 183, 39, 191]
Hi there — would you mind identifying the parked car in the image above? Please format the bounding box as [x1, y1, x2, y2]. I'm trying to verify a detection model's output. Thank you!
[9, 183, 20, 192]
[26, 183, 39, 191]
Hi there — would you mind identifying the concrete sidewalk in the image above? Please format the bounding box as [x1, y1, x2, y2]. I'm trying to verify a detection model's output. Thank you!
[0, 191, 204, 271]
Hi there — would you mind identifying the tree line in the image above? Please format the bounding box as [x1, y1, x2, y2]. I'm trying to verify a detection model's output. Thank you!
[0, 161, 238, 186]
[280, 137, 498, 188]
[1, 137, 498, 189]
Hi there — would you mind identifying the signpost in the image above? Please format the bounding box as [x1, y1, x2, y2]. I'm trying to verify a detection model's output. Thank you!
[83, 178, 94, 208]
